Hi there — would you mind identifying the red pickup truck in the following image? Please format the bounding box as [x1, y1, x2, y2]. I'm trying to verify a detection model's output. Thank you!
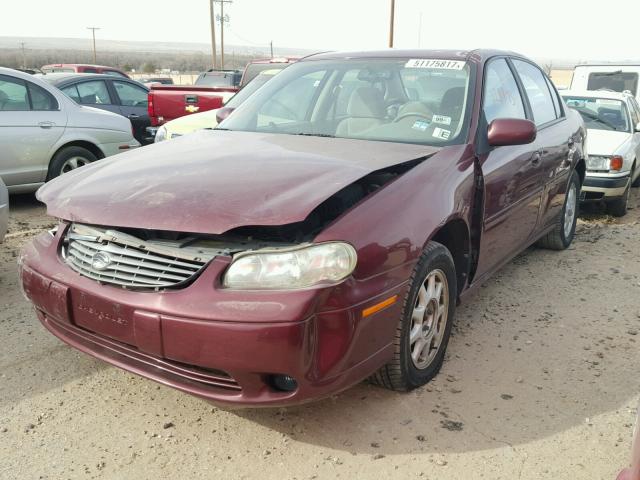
[147, 70, 241, 127]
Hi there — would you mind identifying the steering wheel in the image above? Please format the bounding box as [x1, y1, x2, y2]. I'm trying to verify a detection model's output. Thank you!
[393, 113, 433, 123]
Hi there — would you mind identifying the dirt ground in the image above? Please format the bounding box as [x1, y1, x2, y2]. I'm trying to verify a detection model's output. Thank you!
[1, 191, 639, 480]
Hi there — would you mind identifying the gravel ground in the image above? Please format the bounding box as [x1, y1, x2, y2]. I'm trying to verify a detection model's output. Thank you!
[1, 191, 639, 480]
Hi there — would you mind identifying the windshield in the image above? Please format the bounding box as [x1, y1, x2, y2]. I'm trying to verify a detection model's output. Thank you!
[562, 96, 631, 132]
[226, 72, 278, 109]
[242, 62, 289, 86]
[219, 58, 473, 146]
[587, 71, 638, 95]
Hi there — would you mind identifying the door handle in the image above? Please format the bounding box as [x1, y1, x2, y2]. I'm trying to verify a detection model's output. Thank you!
[38, 121, 55, 129]
[127, 114, 139, 119]
[531, 152, 541, 167]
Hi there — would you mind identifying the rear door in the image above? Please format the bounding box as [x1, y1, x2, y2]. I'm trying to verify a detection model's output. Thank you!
[511, 59, 572, 231]
[62, 79, 122, 116]
[0, 75, 66, 187]
[110, 80, 151, 144]
[474, 58, 544, 279]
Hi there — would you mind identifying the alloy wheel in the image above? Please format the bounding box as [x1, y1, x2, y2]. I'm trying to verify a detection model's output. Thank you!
[409, 269, 450, 370]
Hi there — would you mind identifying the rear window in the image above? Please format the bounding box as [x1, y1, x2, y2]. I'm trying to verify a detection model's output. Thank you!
[587, 71, 638, 95]
[195, 71, 240, 87]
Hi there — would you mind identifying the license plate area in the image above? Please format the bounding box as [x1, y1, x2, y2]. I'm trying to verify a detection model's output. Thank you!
[71, 290, 136, 345]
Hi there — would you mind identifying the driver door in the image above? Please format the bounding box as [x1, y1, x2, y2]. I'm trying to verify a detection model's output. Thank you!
[474, 58, 544, 279]
[110, 80, 150, 144]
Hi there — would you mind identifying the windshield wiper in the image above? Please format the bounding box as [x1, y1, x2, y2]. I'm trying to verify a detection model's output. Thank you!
[294, 133, 335, 138]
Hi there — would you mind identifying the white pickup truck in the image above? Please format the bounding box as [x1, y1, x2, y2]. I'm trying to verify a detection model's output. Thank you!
[571, 65, 640, 103]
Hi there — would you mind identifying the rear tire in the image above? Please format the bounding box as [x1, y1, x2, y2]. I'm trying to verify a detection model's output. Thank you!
[370, 241, 457, 391]
[537, 170, 580, 250]
[47, 146, 97, 181]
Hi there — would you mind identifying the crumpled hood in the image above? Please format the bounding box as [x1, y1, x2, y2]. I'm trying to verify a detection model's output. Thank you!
[585, 129, 630, 156]
[38, 130, 439, 234]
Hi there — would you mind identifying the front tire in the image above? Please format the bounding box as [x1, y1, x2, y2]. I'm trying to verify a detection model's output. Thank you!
[537, 170, 580, 250]
[47, 146, 97, 181]
[608, 179, 631, 217]
[370, 241, 457, 391]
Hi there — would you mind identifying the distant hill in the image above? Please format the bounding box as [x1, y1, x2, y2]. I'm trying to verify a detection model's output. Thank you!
[0, 36, 317, 57]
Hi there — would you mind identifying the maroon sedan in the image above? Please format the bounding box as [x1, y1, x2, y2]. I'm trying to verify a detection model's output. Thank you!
[21, 49, 586, 406]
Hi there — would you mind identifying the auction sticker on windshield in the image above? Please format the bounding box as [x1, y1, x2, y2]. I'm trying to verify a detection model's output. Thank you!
[405, 59, 466, 70]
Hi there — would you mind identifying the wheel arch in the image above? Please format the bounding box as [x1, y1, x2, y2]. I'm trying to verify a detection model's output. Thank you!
[429, 217, 470, 296]
[574, 158, 586, 186]
[47, 141, 105, 180]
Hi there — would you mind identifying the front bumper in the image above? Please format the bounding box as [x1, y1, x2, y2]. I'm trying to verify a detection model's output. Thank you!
[581, 173, 630, 200]
[20, 230, 408, 407]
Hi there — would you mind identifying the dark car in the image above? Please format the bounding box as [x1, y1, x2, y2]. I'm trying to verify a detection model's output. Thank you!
[41, 73, 152, 145]
[21, 49, 586, 407]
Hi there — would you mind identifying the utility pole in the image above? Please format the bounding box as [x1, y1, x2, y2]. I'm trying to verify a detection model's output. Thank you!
[19, 42, 26, 69]
[218, 0, 232, 69]
[87, 27, 100, 64]
[209, 0, 217, 69]
[388, 0, 395, 48]
[270, 40, 274, 58]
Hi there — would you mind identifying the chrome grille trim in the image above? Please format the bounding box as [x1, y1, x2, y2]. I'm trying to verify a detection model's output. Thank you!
[63, 224, 221, 290]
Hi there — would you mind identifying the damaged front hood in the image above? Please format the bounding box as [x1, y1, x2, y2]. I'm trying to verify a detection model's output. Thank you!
[38, 130, 439, 234]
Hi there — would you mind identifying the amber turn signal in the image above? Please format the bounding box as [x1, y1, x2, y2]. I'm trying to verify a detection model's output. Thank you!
[610, 155, 623, 171]
[362, 295, 398, 317]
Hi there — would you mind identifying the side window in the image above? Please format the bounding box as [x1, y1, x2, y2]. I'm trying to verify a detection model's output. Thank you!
[512, 60, 557, 126]
[482, 59, 526, 123]
[83, 68, 99, 74]
[112, 81, 148, 107]
[75, 80, 112, 105]
[545, 75, 563, 118]
[27, 83, 58, 110]
[0, 75, 29, 111]
[61, 85, 81, 103]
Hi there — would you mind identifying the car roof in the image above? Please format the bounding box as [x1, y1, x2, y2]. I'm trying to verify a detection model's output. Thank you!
[302, 49, 526, 63]
[42, 63, 122, 69]
[247, 57, 299, 65]
[39, 73, 146, 87]
[560, 89, 634, 101]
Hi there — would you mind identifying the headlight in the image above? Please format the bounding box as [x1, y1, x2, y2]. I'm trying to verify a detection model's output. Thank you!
[223, 242, 357, 290]
[154, 125, 168, 143]
[586, 155, 610, 171]
[586, 155, 623, 171]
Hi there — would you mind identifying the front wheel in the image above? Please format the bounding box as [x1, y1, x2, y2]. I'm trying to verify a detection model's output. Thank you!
[537, 170, 580, 250]
[370, 241, 457, 391]
[608, 179, 631, 217]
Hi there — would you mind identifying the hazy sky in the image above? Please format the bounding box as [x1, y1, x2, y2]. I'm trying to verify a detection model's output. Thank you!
[2, 0, 639, 60]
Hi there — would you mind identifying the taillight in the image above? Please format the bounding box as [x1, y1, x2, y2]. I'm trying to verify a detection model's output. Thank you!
[610, 155, 623, 171]
[147, 93, 157, 126]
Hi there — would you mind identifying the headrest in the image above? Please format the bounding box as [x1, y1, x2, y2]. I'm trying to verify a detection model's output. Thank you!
[347, 87, 385, 118]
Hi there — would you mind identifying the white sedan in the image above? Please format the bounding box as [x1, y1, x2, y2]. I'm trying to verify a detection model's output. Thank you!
[561, 90, 640, 216]
[0, 67, 139, 194]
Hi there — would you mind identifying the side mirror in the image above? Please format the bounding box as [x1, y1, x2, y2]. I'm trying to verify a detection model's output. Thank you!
[216, 106, 235, 124]
[487, 118, 537, 147]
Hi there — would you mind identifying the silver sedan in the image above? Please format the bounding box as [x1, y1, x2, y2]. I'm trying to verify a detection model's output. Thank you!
[0, 176, 7, 242]
[0, 67, 139, 194]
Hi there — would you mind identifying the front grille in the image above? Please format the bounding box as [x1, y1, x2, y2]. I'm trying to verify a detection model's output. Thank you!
[63, 224, 216, 290]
